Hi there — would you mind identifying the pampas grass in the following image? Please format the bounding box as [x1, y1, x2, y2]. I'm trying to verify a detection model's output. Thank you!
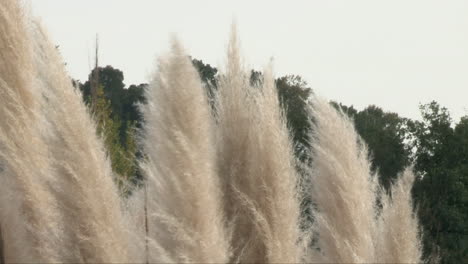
[215, 26, 260, 262]
[376, 168, 422, 263]
[307, 98, 379, 263]
[215, 27, 307, 263]
[306, 97, 422, 263]
[0, 1, 423, 262]
[0, 0, 131, 262]
[0, 1, 65, 261]
[139, 38, 230, 263]
[249, 65, 305, 263]
[32, 24, 131, 262]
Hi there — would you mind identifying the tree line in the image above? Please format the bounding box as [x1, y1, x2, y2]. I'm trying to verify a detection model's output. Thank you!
[74, 60, 467, 263]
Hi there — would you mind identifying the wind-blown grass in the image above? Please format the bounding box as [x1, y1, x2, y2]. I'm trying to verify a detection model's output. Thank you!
[215, 26, 308, 263]
[139, 38, 230, 263]
[376, 168, 422, 263]
[0, 0, 131, 262]
[307, 97, 378, 263]
[306, 98, 422, 263]
[32, 24, 131, 262]
[0, 1, 423, 262]
[0, 1, 66, 261]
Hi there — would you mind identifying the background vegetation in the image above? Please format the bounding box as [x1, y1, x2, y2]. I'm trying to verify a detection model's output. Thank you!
[75, 60, 467, 263]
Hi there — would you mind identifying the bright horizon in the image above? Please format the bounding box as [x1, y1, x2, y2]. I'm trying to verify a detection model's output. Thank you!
[31, 0, 468, 121]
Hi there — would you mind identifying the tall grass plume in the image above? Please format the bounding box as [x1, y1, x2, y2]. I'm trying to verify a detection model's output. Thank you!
[139, 38, 230, 263]
[0, 2, 423, 262]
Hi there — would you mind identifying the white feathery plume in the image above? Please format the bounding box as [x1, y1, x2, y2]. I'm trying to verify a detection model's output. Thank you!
[0, 1, 66, 261]
[216, 26, 306, 262]
[376, 168, 422, 263]
[31, 20, 131, 263]
[307, 97, 378, 263]
[246, 65, 305, 262]
[215, 25, 264, 262]
[140, 38, 230, 263]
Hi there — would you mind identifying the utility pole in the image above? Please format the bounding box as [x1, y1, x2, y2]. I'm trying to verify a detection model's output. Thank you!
[144, 182, 149, 264]
[0, 226, 4, 264]
[90, 34, 99, 112]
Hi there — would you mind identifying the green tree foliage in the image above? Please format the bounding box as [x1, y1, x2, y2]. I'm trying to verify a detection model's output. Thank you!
[81, 66, 146, 127]
[331, 103, 411, 189]
[354, 106, 411, 189]
[78, 66, 144, 188]
[330, 101, 358, 117]
[409, 101, 468, 263]
[94, 85, 137, 192]
[276, 75, 312, 163]
[192, 58, 218, 108]
[123, 83, 147, 127]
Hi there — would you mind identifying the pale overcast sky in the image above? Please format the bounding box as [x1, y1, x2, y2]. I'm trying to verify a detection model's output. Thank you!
[31, 0, 468, 121]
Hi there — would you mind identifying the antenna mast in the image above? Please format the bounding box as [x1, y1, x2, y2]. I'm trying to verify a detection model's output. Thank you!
[90, 34, 99, 111]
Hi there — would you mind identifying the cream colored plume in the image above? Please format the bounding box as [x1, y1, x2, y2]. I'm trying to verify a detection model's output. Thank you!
[1, 0, 132, 261]
[215, 25, 307, 263]
[139, 38, 230, 263]
[0, 0, 66, 261]
[306, 98, 423, 263]
[376, 168, 422, 263]
[32, 24, 132, 262]
[307, 97, 378, 263]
